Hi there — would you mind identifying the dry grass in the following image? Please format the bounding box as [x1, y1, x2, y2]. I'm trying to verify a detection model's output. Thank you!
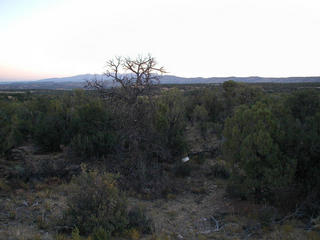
[1, 145, 319, 240]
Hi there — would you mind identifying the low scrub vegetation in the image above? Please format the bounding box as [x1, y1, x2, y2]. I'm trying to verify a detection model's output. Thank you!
[64, 168, 128, 236]
[63, 167, 153, 238]
[223, 90, 320, 211]
[1, 56, 320, 239]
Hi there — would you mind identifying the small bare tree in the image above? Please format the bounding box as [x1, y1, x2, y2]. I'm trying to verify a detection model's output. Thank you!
[86, 55, 166, 104]
[84, 56, 185, 196]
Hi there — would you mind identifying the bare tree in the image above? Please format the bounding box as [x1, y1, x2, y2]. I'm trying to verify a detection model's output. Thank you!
[86, 55, 166, 104]
[84, 56, 185, 196]
[85, 54, 168, 161]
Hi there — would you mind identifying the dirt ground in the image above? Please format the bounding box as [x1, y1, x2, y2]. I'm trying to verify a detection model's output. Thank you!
[1, 156, 319, 240]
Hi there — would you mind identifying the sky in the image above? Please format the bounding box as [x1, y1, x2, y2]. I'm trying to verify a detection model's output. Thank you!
[0, 0, 320, 81]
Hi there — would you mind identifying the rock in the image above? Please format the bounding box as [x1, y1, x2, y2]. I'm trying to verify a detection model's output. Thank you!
[182, 156, 190, 163]
[177, 233, 184, 239]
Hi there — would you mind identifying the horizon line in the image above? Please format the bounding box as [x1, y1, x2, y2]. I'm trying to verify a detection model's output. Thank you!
[2, 73, 320, 83]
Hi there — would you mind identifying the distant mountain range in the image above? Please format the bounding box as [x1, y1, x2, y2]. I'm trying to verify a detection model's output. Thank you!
[1, 74, 320, 90]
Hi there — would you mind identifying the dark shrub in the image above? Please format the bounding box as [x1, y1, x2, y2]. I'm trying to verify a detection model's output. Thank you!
[223, 90, 320, 204]
[64, 168, 128, 236]
[69, 102, 116, 159]
[223, 101, 296, 201]
[91, 227, 110, 240]
[128, 207, 154, 234]
[225, 173, 248, 200]
[210, 162, 230, 179]
[257, 206, 278, 227]
[33, 112, 67, 152]
[173, 162, 192, 178]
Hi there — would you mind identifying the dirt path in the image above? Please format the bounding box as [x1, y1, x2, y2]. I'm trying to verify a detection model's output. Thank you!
[129, 180, 230, 239]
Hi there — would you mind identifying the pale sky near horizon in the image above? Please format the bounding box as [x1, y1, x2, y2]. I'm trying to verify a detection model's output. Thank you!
[0, 0, 320, 81]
